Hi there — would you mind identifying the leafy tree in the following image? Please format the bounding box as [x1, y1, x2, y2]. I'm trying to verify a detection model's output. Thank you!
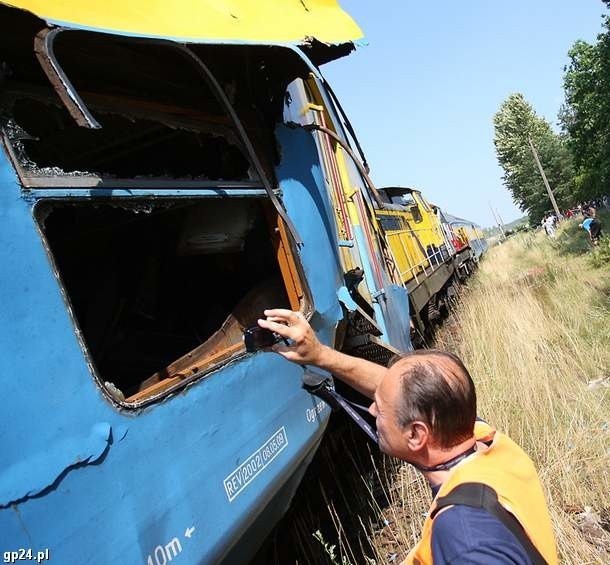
[561, 13, 610, 200]
[493, 93, 574, 224]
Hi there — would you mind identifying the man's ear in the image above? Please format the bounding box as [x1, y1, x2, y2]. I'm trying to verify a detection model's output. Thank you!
[403, 421, 429, 452]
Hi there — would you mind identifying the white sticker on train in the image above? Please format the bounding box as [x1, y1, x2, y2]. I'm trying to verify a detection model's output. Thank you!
[223, 427, 288, 502]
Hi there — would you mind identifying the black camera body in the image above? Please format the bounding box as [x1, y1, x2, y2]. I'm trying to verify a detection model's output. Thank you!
[243, 326, 282, 353]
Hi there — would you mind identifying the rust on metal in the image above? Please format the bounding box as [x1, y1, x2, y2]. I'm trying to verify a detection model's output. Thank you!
[33, 27, 101, 129]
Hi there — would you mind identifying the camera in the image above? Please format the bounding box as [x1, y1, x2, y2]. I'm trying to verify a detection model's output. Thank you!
[243, 326, 282, 353]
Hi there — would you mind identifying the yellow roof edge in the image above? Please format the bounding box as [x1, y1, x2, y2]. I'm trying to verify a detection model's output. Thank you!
[1, 0, 364, 47]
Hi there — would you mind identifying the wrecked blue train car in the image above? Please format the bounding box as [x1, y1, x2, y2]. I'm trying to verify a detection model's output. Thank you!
[0, 1, 413, 562]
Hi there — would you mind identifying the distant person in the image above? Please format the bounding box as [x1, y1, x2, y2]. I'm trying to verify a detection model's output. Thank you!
[259, 309, 558, 565]
[544, 215, 556, 238]
[580, 207, 603, 246]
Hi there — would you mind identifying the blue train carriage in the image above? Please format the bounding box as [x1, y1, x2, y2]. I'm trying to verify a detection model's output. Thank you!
[0, 1, 411, 563]
[444, 213, 489, 274]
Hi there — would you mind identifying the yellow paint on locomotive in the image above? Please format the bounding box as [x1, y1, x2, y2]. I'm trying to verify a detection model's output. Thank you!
[303, 76, 360, 275]
[375, 189, 447, 285]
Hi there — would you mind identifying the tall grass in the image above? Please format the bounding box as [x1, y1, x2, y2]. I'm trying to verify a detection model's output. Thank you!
[366, 218, 610, 563]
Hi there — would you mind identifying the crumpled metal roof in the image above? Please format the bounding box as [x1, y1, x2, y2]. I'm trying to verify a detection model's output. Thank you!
[2, 0, 363, 46]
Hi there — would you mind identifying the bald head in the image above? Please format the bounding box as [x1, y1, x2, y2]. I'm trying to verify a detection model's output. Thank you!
[389, 350, 477, 448]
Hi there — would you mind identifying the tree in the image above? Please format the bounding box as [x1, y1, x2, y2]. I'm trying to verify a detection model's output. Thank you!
[493, 94, 574, 224]
[561, 14, 610, 200]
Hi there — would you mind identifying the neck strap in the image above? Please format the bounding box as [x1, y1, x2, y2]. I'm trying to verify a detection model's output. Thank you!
[414, 443, 477, 472]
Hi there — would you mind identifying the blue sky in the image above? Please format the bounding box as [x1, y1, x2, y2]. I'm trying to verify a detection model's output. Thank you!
[322, 1, 607, 227]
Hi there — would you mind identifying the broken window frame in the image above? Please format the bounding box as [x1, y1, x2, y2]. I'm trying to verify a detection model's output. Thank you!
[5, 27, 304, 246]
[33, 192, 312, 409]
[13, 29, 312, 408]
[1, 35, 257, 189]
[33, 27, 101, 130]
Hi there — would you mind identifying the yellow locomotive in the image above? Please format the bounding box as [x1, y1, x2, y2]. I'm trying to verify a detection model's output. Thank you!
[375, 187, 487, 340]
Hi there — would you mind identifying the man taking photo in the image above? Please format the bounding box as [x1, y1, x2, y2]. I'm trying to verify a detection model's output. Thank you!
[258, 309, 558, 564]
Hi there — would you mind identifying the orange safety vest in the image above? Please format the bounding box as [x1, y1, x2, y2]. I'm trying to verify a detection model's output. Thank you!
[405, 421, 558, 564]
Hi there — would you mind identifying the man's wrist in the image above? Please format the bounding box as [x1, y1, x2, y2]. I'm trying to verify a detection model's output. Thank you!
[314, 344, 336, 369]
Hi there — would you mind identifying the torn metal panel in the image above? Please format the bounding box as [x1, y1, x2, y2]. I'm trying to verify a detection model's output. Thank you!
[167, 43, 303, 245]
[2, 0, 363, 63]
[0, 422, 114, 507]
[33, 28, 100, 129]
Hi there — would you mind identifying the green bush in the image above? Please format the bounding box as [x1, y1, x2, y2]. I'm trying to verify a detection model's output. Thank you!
[590, 235, 610, 267]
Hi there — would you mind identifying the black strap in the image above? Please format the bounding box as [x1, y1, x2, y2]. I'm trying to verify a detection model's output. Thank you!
[302, 368, 378, 444]
[312, 383, 379, 443]
[412, 444, 477, 472]
[431, 483, 547, 565]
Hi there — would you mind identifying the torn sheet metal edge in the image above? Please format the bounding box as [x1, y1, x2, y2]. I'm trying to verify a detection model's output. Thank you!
[40, 22, 370, 51]
[121, 353, 248, 411]
[0, 422, 128, 508]
[337, 286, 358, 312]
[42, 20, 361, 48]
[337, 286, 384, 337]
[33, 28, 101, 129]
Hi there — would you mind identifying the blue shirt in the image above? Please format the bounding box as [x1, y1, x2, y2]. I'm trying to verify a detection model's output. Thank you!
[429, 485, 531, 564]
[582, 218, 594, 232]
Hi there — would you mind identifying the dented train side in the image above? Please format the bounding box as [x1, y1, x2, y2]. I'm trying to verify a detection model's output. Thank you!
[0, 3, 412, 563]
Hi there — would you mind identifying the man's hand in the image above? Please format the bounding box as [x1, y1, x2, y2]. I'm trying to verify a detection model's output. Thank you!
[258, 309, 324, 365]
[258, 308, 386, 399]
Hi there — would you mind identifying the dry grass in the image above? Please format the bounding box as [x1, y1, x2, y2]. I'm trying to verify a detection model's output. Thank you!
[363, 218, 610, 564]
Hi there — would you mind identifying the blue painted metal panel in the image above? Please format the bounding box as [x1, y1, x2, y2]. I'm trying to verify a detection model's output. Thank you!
[0, 120, 345, 562]
[0, 37, 412, 563]
[275, 125, 344, 325]
[378, 284, 412, 353]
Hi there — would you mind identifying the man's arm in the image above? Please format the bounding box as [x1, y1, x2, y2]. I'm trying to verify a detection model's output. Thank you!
[258, 309, 386, 399]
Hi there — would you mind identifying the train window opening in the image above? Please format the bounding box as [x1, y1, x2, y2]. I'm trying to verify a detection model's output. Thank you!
[35, 198, 302, 404]
[390, 193, 416, 207]
[411, 205, 423, 223]
[3, 101, 253, 184]
[0, 7, 315, 189]
[0, 12, 304, 186]
[0, 28, 254, 184]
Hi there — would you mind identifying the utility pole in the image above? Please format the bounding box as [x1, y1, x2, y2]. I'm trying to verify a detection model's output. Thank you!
[528, 136, 562, 218]
[496, 209, 507, 234]
[489, 202, 506, 239]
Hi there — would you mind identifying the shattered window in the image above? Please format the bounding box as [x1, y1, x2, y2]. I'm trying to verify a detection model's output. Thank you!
[36, 198, 302, 404]
[1, 28, 255, 184]
[1, 9, 311, 405]
[390, 193, 416, 207]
